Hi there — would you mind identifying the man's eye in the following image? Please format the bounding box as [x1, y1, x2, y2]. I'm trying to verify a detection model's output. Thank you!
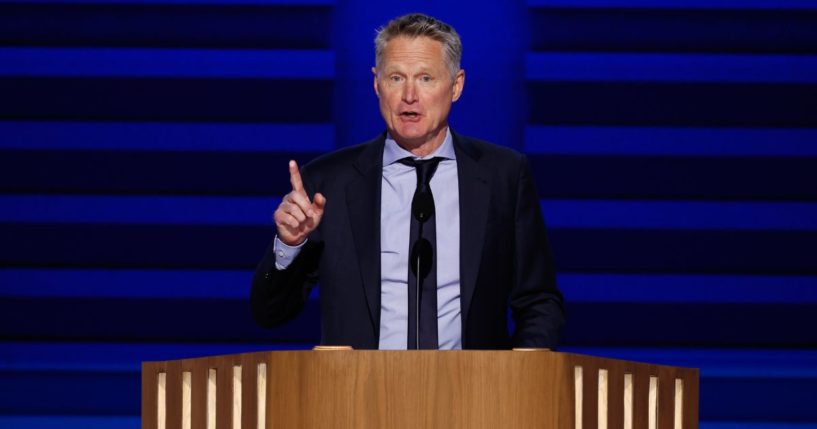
[421, 76, 432, 82]
[390, 76, 402, 82]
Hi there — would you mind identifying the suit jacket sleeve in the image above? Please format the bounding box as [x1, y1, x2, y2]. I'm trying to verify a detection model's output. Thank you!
[251, 169, 324, 328]
[509, 154, 565, 348]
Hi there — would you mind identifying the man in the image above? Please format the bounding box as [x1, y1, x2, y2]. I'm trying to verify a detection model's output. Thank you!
[252, 13, 564, 350]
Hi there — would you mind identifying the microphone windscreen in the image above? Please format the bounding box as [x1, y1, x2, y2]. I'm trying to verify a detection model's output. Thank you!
[409, 237, 433, 279]
[412, 191, 435, 223]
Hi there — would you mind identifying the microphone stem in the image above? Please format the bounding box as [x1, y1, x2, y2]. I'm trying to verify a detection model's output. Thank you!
[415, 220, 423, 349]
[416, 255, 420, 349]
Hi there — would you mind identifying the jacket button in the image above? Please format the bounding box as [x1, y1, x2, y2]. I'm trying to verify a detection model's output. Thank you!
[264, 272, 271, 279]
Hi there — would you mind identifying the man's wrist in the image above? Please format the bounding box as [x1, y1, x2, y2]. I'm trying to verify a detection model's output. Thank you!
[278, 236, 306, 247]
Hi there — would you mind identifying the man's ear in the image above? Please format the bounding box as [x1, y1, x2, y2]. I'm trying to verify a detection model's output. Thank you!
[372, 67, 380, 97]
[452, 69, 465, 102]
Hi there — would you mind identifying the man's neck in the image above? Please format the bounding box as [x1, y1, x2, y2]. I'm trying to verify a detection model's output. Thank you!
[394, 126, 449, 158]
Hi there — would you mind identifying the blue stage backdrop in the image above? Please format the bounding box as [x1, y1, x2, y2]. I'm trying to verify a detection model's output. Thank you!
[1, 0, 816, 427]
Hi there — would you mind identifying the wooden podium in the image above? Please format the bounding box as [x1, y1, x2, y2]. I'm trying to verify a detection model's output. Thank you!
[142, 350, 698, 429]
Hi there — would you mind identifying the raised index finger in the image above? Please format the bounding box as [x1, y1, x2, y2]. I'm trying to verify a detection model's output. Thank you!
[289, 160, 305, 193]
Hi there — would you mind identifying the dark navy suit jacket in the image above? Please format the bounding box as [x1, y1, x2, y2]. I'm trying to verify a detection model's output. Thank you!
[251, 131, 564, 349]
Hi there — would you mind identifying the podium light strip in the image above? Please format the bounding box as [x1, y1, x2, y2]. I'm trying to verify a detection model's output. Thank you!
[257, 363, 267, 429]
[157, 372, 166, 429]
[207, 369, 216, 429]
[623, 373, 633, 429]
[182, 371, 191, 429]
[233, 366, 242, 429]
[574, 366, 583, 429]
[649, 376, 659, 429]
[674, 379, 684, 429]
[598, 369, 608, 429]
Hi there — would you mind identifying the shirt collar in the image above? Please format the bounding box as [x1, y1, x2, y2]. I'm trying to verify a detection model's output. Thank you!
[383, 127, 456, 166]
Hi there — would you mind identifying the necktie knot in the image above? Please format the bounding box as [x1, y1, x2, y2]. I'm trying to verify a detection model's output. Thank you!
[398, 157, 444, 192]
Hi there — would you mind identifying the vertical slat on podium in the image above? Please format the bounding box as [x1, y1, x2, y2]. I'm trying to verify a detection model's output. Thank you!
[191, 360, 209, 429]
[232, 364, 241, 429]
[142, 363, 160, 429]
[182, 371, 192, 429]
[607, 363, 625, 429]
[598, 368, 609, 429]
[257, 361, 267, 429]
[215, 357, 233, 429]
[574, 365, 583, 429]
[241, 354, 259, 429]
[633, 368, 651, 429]
[672, 373, 684, 429]
[165, 361, 183, 429]
[658, 368, 675, 429]
[208, 368, 217, 429]
[158, 373, 166, 429]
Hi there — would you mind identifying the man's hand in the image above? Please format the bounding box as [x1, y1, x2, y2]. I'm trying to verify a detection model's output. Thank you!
[273, 160, 326, 246]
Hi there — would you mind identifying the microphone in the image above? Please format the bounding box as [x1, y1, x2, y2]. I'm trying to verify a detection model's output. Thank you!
[409, 189, 434, 349]
[410, 237, 433, 279]
[411, 191, 435, 223]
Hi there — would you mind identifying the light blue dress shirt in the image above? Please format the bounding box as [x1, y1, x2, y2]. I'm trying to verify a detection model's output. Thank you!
[378, 129, 461, 350]
[273, 128, 462, 350]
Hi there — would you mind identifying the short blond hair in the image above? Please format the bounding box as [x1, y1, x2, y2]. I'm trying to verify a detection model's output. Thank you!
[374, 13, 462, 79]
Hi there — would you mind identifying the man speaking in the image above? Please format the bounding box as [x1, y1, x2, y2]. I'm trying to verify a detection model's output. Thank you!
[252, 13, 564, 350]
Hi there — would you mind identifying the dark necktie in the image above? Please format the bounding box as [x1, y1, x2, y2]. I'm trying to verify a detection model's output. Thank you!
[398, 156, 443, 350]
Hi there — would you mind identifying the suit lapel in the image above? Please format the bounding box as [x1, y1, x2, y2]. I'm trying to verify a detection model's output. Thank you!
[453, 132, 490, 333]
[346, 135, 386, 336]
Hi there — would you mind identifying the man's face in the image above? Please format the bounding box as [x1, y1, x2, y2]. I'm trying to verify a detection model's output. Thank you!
[373, 36, 464, 151]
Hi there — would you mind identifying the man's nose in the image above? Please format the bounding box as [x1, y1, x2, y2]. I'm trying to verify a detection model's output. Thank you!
[402, 80, 417, 103]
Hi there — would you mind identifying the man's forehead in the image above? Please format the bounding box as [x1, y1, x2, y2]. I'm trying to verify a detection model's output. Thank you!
[381, 61, 437, 71]
[381, 37, 445, 66]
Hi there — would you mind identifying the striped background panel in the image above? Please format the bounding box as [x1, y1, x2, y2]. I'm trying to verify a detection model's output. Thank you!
[1, 0, 816, 427]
